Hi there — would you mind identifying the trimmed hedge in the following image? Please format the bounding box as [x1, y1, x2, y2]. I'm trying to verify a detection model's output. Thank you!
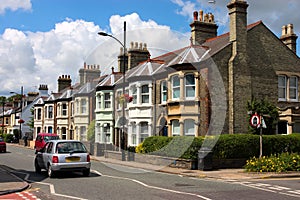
[135, 134, 300, 160]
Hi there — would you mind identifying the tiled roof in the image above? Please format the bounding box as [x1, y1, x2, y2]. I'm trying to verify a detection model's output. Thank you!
[152, 20, 263, 67]
[114, 21, 263, 82]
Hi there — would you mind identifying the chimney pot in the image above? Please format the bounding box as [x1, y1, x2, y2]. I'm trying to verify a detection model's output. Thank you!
[199, 10, 203, 22]
[193, 11, 198, 21]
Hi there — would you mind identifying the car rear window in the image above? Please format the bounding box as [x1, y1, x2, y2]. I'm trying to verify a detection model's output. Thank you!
[56, 142, 87, 154]
[44, 135, 59, 142]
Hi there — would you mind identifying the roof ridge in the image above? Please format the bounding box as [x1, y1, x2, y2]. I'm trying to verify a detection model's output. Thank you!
[205, 20, 263, 43]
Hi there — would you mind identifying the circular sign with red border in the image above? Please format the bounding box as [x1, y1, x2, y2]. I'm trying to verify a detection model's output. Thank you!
[250, 114, 260, 128]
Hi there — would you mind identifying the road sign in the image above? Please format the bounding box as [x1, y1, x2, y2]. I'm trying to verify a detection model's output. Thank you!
[250, 114, 260, 128]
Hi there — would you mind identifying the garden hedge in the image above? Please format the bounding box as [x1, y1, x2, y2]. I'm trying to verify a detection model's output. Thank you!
[135, 134, 300, 160]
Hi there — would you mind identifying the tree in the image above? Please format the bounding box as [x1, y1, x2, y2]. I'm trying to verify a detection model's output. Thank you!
[247, 98, 279, 135]
[87, 120, 95, 142]
[26, 107, 35, 139]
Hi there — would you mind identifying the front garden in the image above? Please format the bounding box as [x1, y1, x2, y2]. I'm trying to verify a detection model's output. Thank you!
[133, 134, 300, 171]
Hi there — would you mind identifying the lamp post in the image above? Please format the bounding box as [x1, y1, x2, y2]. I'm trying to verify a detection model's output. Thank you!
[98, 21, 126, 161]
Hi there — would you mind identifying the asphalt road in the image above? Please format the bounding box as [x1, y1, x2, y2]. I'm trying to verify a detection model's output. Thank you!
[1, 144, 300, 200]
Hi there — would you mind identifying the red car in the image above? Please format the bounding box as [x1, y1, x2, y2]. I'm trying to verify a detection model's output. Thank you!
[34, 133, 59, 153]
[0, 137, 6, 153]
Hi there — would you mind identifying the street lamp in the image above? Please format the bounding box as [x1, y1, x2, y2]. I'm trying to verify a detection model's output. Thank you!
[10, 86, 24, 141]
[98, 21, 126, 161]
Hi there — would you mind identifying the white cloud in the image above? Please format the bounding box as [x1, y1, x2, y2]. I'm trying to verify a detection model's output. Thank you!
[0, 13, 189, 95]
[171, 0, 196, 19]
[0, 0, 32, 14]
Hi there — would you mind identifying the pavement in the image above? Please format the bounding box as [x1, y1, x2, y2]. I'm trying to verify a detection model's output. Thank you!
[1, 144, 300, 196]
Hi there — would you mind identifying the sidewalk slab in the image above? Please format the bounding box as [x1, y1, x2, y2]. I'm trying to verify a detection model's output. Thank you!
[0, 165, 30, 195]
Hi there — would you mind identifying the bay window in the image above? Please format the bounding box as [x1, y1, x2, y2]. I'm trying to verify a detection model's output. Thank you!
[172, 75, 180, 100]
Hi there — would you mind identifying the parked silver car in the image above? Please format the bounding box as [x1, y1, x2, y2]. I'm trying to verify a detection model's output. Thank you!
[34, 140, 91, 178]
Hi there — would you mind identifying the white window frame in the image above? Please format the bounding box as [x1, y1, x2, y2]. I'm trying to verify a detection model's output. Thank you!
[132, 86, 137, 104]
[278, 75, 287, 101]
[81, 99, 87, 114]
[185, 74, 195, 99]
[104, 93, 111, 108]
[289, 76, 298, 101]
[62, 103, 67, 116]
[172, 75, 180, 100]
[48, 106, 53, 119]
[172, 120, 180, 136]
[184, 119, 195, 136]
[161, 81, 167, 103]
[141, 85, 149, 103]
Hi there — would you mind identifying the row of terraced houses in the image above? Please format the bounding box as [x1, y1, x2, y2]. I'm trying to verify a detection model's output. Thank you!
[2, 0, 300, 149]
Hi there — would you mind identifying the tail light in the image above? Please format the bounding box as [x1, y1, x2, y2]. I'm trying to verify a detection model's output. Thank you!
[87, 154, 90, 162]
[52, 156, 59, 163]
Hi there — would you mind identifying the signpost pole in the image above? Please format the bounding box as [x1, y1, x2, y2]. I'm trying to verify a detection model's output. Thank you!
[259, 115, 263, 158]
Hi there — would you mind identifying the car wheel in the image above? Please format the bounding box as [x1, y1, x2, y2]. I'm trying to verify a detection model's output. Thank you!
[34, 159, 41, 173]
[82, 169, 90, 177]
[47, 164, 55, 178]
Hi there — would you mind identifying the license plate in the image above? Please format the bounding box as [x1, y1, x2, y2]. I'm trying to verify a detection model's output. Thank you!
[65, 157, 80, 162]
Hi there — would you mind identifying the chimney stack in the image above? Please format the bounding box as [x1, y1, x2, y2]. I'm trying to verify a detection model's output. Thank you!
[190, 10, 218, 45]
[38, 84, 49, 96]
[118, 41, 149, 73]
[79, 63, 101, 85]
[280, 24, 298, 54]
[227, 0, 248, 54]
[57, 75, 72, 92]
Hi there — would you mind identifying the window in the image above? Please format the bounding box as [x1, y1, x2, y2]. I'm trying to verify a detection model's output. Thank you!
[117, 91, 122, 109]
[141, 85, 149, 103]
[37, 108, 42, 120]
[48, 126, 53, 133]
[45, 107, 48, 118]
[104, 93, 111, 108]
[161, 81, 167, 103]
[48, 106, 53, 119]
[132, 86, 137, 104]
[81, 99, 87, 114]
[103, 124, 110, 143]
[76, 100, 80, 114]
[140, 122, 148, 134]
[62, 103, 67, 116]
[80, 126, 87, 141]
[289, 76, 298, 101]
[140, 122, 148, 143]
[172, 75, 180, 100]
[71, 102, 74, 116]
[184, 119, 195, 136]
[62, 127, 67, 140]
[172, 120, 180, 136]
[278, 75, 286, 101]
[185, 74, 195, 99]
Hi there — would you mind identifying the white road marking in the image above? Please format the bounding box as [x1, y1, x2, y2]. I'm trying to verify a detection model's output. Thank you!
[93, 170, 212, 200]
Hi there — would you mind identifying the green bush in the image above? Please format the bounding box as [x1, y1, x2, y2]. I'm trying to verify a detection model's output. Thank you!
[244, 153, 300, 172]
[1, 133, 14, 143]
[135, 134, 300, 161]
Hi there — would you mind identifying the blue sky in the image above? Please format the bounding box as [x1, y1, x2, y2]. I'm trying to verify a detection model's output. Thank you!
[0, 0, 189, 34]
[0, 0, 299, 96]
